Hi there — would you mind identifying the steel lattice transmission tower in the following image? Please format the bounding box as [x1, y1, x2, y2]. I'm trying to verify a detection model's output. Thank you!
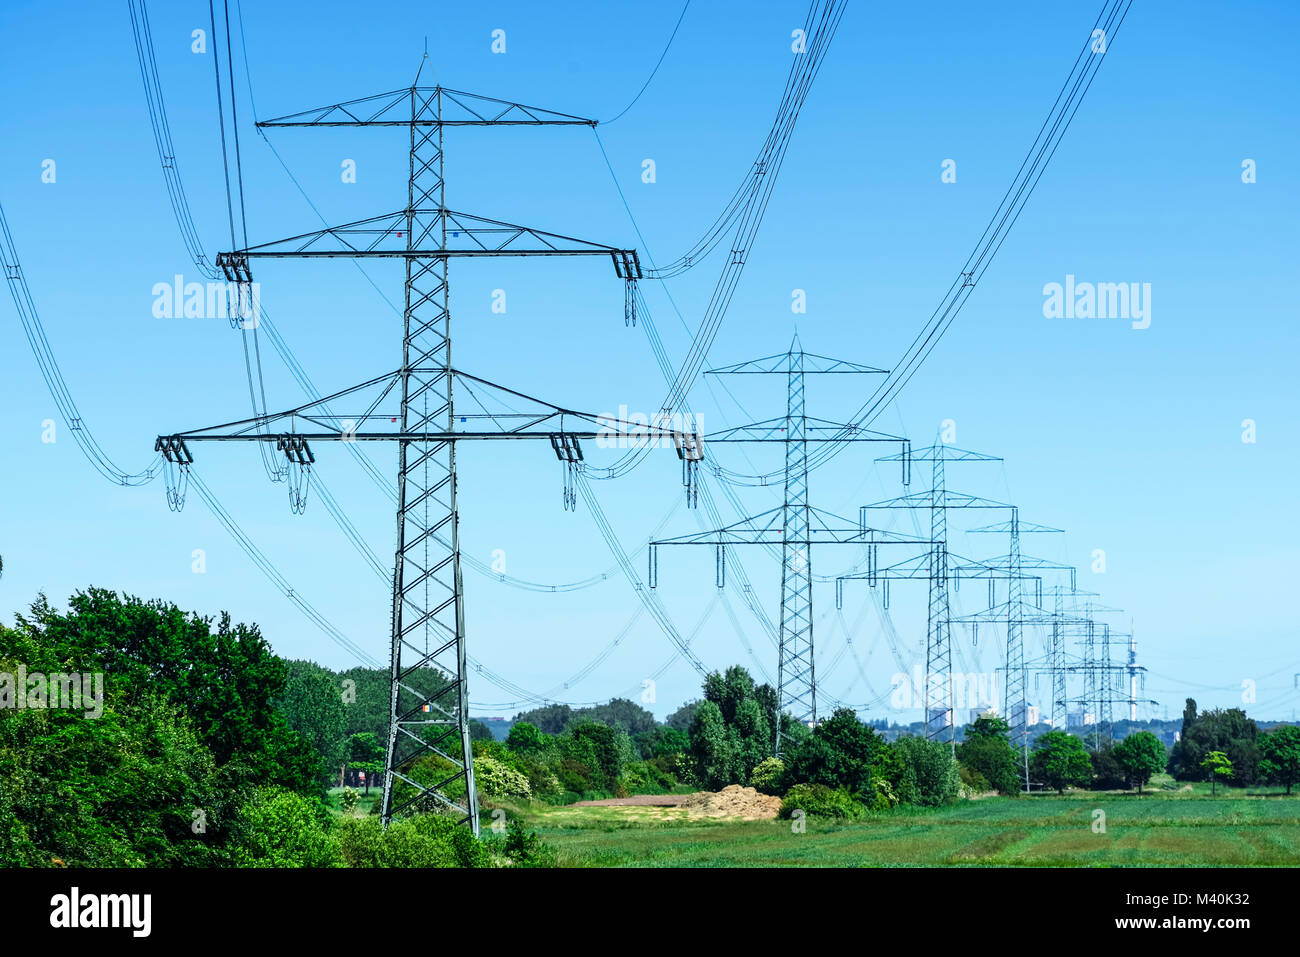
[868, 443, 1002, 739]
[156, 70, 645, 834]
[780, 346, 816, 730]
[649, 338, 922, 753]
[959, 516, 1068, 780]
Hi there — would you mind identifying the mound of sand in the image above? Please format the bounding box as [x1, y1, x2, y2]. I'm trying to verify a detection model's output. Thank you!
[680, 785, 781, 820]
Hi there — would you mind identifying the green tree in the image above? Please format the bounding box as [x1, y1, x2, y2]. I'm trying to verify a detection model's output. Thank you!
[12, 590, 320, 795]
[1089, 742, 1128, 790]
[574, 698, 658, 736]
[688, 701, 738, 790]
[0, 685, 232, 867]
[958, 715, 1020, 794]
[687, 666, 775, 789]
[634, 725, 689, 760]
[1259, 725, 1300, 794]
[565, 722, 634, 791]
[1201, 750, 1233, 795]
[231, 787, 341, 867]
[338, 665, 395, 740]
[505, 721, 550, 754]
[892, 736, 962, 806]
[1030, 731, 1092, 794]
[1171, 701, 1259, 785]
[664, 700, 699, 732]
[511, 704, 573, 734]
[1112, 731, 1166, 793]
[346, 732, 385, 795]
[279, 660, 348, 787]
[783, 708, 888, 796]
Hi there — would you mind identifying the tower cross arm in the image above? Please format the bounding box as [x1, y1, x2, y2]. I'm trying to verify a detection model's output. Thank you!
[256, 86, 597, 128]
[216, 210, 640, 277]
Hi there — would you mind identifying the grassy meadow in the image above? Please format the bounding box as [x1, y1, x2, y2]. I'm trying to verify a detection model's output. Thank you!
[500, 779, 1300, 867]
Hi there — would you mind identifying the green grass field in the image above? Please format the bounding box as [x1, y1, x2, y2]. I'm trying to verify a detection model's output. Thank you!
[508, 784, 1300, 867]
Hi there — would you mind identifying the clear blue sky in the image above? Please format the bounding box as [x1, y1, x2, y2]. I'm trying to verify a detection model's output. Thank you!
[2, 0, 1297, 723]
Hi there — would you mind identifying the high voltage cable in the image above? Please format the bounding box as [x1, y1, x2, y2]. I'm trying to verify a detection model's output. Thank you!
[13, 1, 1137, 722]
[188, 470, 382, 667]
[130, 0, 662, 597]
[0, 202, 161, 486]
[130, 0, 283, 482]
[583, 1, 894, 704]
[311, 467, 689, 703]
[126, 0, 214, 279]
[583, 0, 846, 481]
[577, 475, 708, 677]
[601, 0, 692, 125]
[129, 0, 715, 709]
[721, 0, 1136, 486]
[584, 2, 883, 703]
[643, 0, 842, 280]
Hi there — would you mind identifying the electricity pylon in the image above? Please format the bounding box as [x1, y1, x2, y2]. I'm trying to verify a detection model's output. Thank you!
[648, 339, 926, 753]
[953, 520, 1069, 784]
[835, 544, 1046, 743]
[855, 443, 1003, 741]
[156, 69, 648, 834]
[965, 515, 1066, 742]
[1039, 584, 1098, 729]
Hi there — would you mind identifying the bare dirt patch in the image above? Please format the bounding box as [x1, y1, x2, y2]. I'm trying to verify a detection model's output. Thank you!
[571, 786, 781, 820]
[681, 785, 781, 820]
[572, 794, 690, 807]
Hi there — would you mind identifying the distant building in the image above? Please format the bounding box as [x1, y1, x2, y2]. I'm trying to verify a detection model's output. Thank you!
[1066, 710, 1096, 729]
[928, 707, 955, 729]
[1006, 702, 1040, 728]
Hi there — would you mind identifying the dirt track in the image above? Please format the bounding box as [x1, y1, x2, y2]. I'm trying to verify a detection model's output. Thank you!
[572, 794, 689, 807]
[573, 785, 781, 820]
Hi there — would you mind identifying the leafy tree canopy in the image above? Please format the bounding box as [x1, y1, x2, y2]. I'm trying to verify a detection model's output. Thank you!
[1030, 731, 1092, 794]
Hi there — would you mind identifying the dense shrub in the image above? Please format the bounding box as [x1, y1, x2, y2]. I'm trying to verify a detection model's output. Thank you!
[781, 708, 892, 797]
[1089, 742, 1128, 790]
[959, 765, 990, 792]
[618, 759, 678, 795]
[335, 813, 489, 868]
[892, 736, 962, 807]
[634, 726, 690, 760]
[565, 722, 635, 792]
[554, 757, 602, 796]
[502, 818, 556, 867]
[505, 721, 551, 754]
[957, 715, 1021, 795]
[779, 783, 865, 820]
[749, 757, 785, 795]
[231, 787, 341, 867]
[474, 755, 532, 800]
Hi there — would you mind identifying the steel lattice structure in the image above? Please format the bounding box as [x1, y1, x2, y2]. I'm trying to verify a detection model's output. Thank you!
[156, 74, 648, 834]
[648, 340, 925, 754]
[862, 443, 1003, 741]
